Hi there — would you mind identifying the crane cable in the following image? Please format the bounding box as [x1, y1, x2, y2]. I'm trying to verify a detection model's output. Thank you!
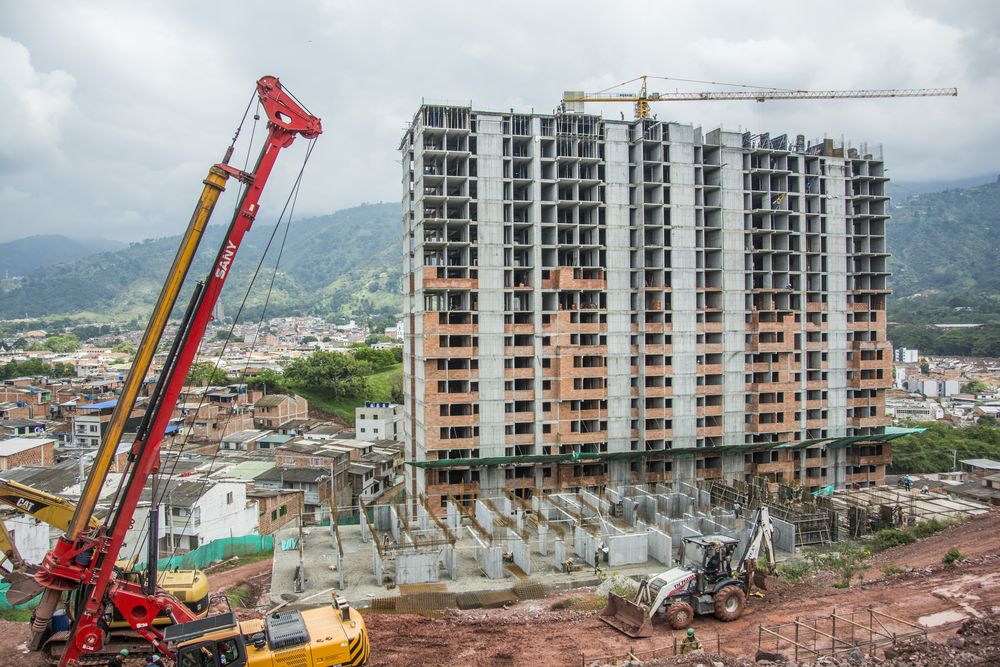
[588, 74, 797, 97]
[120, 82, 314, 571]
[138, 136, 317, 573]
[112, 88, 264, 569]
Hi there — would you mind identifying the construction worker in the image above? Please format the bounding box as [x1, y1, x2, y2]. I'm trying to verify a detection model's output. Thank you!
[680, 628, 703, 654]
[594, 548, 601, 575]
[706, 542, 722, 577]
[107, 649, 128, 667]
[903, 475, 912, 492]
[733, 501, 743, 519]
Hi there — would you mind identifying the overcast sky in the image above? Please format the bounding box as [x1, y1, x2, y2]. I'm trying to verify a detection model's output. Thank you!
[1, 0, 996, 242]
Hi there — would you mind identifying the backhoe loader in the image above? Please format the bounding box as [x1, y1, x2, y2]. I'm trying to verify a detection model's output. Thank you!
[600, 506, 776, 637]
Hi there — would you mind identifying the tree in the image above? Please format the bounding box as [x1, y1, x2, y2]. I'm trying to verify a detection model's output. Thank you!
[246, 369, 287, 393]
[0, 359, 75, 380]
[186, 362, 231, 387]
[302, 335, 319, 344]
[44, 334, 80, 353]
[919, 359, 931, 375]
[112, 341, 136, 355]
[282, 351, 371, 399]
[961, 380, 989, 395]
[389, 373, 404, 404]
[350, 346, 397, 371]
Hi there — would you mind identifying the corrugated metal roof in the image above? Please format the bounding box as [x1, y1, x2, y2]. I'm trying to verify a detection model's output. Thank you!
[960, 459, 1000, 471]
[255, 395, 290, 407]
[78, 400, 117, 410]
[211, 460, 276, 481]
[254, 467, 329, 483]
[0, 437, 53, 457]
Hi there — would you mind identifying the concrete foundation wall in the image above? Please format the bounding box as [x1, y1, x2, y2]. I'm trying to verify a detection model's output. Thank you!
[475, 499, 494, 536]
[396, 551, 441, 585]
[771, 515, 796, 552]
[480, 544, 505, 579]
[647, 529, 673, 566]
[607, 532, 648, 567]
[511, 534, 531, 575]
[574, 526, 599, 565]
[443, 545, 456, 579]
[372, 542, 383, 584]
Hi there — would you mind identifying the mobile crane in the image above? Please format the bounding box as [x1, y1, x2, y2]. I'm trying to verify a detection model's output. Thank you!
[25, 76, 369, 667]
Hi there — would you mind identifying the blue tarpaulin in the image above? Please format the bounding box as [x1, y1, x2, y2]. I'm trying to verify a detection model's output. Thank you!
[79, 399, 117, 410]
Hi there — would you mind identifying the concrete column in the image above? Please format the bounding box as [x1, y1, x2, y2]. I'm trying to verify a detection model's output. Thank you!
[716, 130, 748, 473]
[825, 159, 849, 488]
[668, 124, 698, 454]
[476, 114, 507, 497]
[605, 123, 632, 486]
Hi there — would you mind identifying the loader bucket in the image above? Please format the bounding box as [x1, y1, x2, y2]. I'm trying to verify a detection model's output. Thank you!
[5, 568, 42, 606]
[599, 592, 653, 638]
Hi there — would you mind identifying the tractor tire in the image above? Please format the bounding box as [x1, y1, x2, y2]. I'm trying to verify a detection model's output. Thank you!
[665, 601, 694, 630]
[713, 585, 746, 622]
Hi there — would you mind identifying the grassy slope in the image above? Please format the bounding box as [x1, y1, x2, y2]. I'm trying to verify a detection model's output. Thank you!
[295, 363, 401, 425]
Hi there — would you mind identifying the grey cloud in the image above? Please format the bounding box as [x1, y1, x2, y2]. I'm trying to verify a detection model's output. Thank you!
[0, 0, 994, 242]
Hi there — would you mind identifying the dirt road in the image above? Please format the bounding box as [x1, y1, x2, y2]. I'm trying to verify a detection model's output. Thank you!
[366, 511, 1000, 667]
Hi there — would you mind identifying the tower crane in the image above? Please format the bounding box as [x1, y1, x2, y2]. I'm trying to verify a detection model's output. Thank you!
[561, 74, 957, 119]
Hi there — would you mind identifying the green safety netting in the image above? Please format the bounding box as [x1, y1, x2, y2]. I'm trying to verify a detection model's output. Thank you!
[136, 534, 274, 572]
[1, 535, 275, 610]
[406, 430, 922, 469]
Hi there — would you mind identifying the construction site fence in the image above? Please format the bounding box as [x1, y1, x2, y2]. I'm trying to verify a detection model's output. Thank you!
[580, 633, 721, 665]
[140, 534, 275, 572]
[757, 607, 927, 661]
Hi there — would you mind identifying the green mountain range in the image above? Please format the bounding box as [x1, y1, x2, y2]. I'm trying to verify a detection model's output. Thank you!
[0, 203, 402, 323]
[0, 235, 126, 278]
[886, 177, 1000, 356]
[887, 177, 1000, 298]
[4, 177, 1000, 340]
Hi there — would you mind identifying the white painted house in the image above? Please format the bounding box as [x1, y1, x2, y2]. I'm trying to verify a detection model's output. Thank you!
[125, 480, 259, 558]
[355, 402, 401, 442]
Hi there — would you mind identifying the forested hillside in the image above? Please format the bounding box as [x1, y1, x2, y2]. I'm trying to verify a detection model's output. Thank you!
[887, 178, 1000, 355]
[0, 203, 402, 323]
[0, 235, 125, 279]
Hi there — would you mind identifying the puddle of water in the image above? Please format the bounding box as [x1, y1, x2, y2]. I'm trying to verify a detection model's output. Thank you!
[918, 609, 968, 627]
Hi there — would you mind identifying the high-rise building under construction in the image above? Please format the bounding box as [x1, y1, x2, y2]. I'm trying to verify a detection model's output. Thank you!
[400, 105, 893, 511]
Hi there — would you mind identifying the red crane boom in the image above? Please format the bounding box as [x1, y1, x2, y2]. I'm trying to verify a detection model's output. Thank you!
[29, 76, 321, 666]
